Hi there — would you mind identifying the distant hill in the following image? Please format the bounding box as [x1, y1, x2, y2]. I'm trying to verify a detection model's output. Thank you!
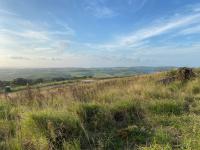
[0, 67, 175, 81]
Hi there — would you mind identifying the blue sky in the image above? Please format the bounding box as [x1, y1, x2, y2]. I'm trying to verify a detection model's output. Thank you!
[0, 0, 200, 68]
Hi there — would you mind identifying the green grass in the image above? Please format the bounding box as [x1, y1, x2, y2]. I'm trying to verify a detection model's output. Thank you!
[0, 69, 200, 149]
[149, 100, 184, 115]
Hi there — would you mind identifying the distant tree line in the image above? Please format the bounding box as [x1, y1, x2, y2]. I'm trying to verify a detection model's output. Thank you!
[0, 75, 93, 88]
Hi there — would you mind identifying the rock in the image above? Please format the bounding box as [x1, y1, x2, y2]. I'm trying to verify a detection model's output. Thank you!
[158, 67, 195, 85]
[177, 67, 195, 81]
[158, 76, 176, 85]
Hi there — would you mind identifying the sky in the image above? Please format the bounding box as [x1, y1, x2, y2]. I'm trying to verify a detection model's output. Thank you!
[0, 0, 200, 68]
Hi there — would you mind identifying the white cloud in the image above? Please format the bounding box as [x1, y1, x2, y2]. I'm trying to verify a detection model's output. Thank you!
[21, 30, 50, 41]
[0, 11, 74, 58]
[1, 2, 200, 68]
[9, 56, 31, 60]
[85, 0, 117, 18]
[0, 8, 18, 16]
[92, 6, 117, 18]
[179, 24, 200, 35]
[127, 0, 147, 12]
[84, 0, 147, 18]
[88, 11, 200, 51]
[54, 20, 76, 36]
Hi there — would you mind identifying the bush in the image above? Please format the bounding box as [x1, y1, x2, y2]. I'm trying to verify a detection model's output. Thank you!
[33, 78, 44, 84]
[0, 81, 4, 88]
[4, 86, 12, 93]
[13, 78, 32, 86]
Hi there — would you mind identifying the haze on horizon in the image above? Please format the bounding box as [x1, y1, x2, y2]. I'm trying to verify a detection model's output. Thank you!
[0, 0, 200, 68]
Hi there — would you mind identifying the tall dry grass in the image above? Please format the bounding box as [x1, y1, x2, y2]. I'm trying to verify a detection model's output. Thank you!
[0, 70, 200, 149]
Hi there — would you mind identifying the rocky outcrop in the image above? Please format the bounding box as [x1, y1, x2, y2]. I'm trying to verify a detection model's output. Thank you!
[158, 67, 196, 85]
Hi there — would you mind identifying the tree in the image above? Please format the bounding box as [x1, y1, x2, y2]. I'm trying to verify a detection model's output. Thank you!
[13, 78, 32, 86]
[4, 86, 12, 93]
[0, 80, 4, 87]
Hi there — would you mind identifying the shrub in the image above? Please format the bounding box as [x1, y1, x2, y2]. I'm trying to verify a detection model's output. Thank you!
[4, 86, 12, 93]
[13, 78, 32, 86]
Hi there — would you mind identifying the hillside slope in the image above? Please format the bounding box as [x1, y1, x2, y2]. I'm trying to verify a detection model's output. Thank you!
[0, 67, 173, 81]
[0, 69, 200, 149]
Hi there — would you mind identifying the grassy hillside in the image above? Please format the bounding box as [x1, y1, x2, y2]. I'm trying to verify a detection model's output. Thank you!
[0, 69, 200, 149]
[0, 67, 173, 81]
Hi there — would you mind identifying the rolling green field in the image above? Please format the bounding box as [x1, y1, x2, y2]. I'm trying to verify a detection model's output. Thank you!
[0, 68, 200, 149]
[0, 67, 173, 81]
